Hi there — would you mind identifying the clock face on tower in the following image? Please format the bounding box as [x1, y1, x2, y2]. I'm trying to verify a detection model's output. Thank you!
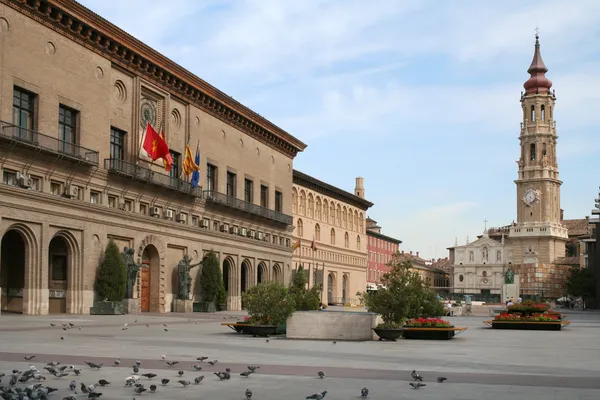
[522, 188, 540, 207]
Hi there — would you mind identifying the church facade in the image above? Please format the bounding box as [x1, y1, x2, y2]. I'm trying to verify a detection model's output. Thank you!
[449, 34, 572, 299]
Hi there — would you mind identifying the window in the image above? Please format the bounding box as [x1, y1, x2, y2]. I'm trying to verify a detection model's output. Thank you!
[90, 191, 101, 204]
[308, 195, 314, 217]
[344, 232, 349, 248]
[206, 164, 217, 193]
[2, 170, 16, 186]
[124, 199, 133, 211]
[50, 182, 62, 195]
[315, 224, 321, 241]
[530, 105, 535, 121]
[459, 274, 464, 282]
[541, 105, 545, 121]
[192, 215, 199, 227]
[58, 105, 78, 154]
[297, 219, 303, 237]
[530, 143, 536, 161]
[110, 127, 126, 160]
[336, 207, 341, 226]
[469, 251, 474, 262]
[244, 179, 253, 203]
[330, 228, 336, 245]
[542, 143, 547, 157]
[30, 176, 41, 191]
[13, 87, 35, 139]
[169, 151, 181, 179]
[260, 185, 268, 208]
[51, 252, 67, 281]
[315, 198, 321, 220]
[108, 195, 117, 208]
[226, 171, 236, 197]
[275, 191, 283, 213]
[357, 235, 361, 250]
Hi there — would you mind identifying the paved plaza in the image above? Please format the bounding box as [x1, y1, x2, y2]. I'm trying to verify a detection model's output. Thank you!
[0, 310, 599, 399]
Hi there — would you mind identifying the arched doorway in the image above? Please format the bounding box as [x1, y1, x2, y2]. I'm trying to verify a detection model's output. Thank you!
[48, 236, 69, 314]
[241, 261, 250, 294]
[272, 264, 282, 283]
[327, 273, 334, 305]
[342, 274, 348, 305]
[141, 245, 159, 312]
[0, 230, 26, 313]
[257, 262, 268, 284]
[223, 258, 233, 310]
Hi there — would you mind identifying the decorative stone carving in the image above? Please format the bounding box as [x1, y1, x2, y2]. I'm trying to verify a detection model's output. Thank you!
[140, 98, 157, 129]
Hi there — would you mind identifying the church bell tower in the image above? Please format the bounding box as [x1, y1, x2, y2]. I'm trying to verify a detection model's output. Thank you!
[510, 33, 568, 265]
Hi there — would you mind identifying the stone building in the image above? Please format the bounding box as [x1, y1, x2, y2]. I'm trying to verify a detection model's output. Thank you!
[366, 217, 401, 289]
[0, 0, 306, 314]
[392, 251, 450, 289]
[448, 34, 575, 299]
[292, 173, 372, 305]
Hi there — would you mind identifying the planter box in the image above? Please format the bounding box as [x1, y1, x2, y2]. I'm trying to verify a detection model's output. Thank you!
[286, 310, 380, 341]
[174, 299, 193, 313]
[276, 323, 286, 335]
[491, 321, 562, 331]
[122, 298, 140, 314]
[193, 302, 216, 313]
[373, 328, 406, 341]
[90, 301, 124, 315]
[402, 327, 456, 340]
[244, 325, 278, 337]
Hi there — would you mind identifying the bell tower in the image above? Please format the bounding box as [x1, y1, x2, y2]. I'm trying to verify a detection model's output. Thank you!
[510, 33, 568, 265]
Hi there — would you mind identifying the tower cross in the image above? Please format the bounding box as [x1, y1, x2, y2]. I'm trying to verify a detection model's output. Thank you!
[483, 218, 488, 232]
[535, 26, 540, 37]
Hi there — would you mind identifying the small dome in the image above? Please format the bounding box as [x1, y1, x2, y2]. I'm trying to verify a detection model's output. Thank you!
[523, 35, 552, 94]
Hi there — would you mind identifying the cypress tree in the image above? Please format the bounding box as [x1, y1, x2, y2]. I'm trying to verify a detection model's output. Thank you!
[95, 239, 127, 301]
[200, 251, 224, 303]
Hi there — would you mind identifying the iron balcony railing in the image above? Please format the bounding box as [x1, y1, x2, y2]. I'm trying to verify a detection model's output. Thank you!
[104, 158, 201, 196]
[203, 190, 293, 225]
[0, 121, 99, 165]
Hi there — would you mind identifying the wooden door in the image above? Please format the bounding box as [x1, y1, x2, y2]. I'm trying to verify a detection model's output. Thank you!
[140, 267, 150, 312]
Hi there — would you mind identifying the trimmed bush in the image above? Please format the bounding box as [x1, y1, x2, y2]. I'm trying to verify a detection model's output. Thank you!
[289, 265, 321, 311]
[199, 251, 224, 304]
[243, 282, 295, 325]
[95, 239, 127, 302]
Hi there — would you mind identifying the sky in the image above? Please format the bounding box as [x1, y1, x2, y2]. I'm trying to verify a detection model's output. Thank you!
[80, 0, 600, 260]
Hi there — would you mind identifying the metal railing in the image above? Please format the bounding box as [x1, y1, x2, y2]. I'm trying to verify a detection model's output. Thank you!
[0, 121, 99, 165]
[203, 190, 293, 225]
[104, 158, 200, 196]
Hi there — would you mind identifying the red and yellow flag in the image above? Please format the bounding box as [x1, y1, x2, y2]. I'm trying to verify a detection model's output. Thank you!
[142, 123, 169, 161]
[159, 131, 173, 172]
[182, 144, 200, 176]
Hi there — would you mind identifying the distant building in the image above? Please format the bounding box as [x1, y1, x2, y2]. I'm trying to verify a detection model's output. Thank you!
[366, 218, 401, 290]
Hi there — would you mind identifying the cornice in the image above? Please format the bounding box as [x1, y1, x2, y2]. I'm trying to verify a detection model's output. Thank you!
[366, 230, 402, 244]
[3, 0, 306, 159]
[293, 170, 374, 210]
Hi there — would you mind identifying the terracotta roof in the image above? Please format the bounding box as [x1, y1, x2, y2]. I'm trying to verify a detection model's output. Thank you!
[524, 35, 552, 95]
[562, 218, 590, 237]
[430, 258, 452, 270]
[553, 256, 580, 266]
[293, 170, 374, 210]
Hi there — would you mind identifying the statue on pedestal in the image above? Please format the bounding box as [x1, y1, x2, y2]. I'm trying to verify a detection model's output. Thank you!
[504, 269, 515, 285]
[177, 255, 202, 300]
[122, 247, 147, 299]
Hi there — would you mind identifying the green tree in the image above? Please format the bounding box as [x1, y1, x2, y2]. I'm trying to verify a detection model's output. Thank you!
[288, 265, 321, 311]
[358, 260, 444, 328]
[95, 239, 127, 301]
[199, 251, 224, 305]
[242, 282, 295, 325]
[565, 266, 595, 307]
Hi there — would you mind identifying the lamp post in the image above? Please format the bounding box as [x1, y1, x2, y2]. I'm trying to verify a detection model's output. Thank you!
[590, 187, 600, 308]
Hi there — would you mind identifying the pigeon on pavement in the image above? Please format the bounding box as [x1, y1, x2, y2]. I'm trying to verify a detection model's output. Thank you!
[317, 371, 325, 379]
[245, 388, 252, 399]
[410, 383, 426, 389]
[437, 376, 447, 382]
[193, 376, 204, 384]
[361, 387, 369, 397]
[411, 370, 423, 381]
[97, 379, 110, 387]
[306, 391, 328, 399]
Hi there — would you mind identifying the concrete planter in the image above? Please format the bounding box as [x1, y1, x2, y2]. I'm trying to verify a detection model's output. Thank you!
[174, 299, 193, 313]
[402, 327, 456, 340]
[286, 310, 380, 341]
[90, 301, 124, 315]
[491, 321, 562, 331]
[244, 325, 278, 337]
[122, 298, 140, 314]
[373, 328, 406, 341]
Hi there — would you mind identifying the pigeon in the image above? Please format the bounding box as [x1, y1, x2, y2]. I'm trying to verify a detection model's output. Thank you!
[247, 366, 260, 372]
[193, 365, 202, 371]
[437, 377, 447, 383]
[87, 392, 102, 399]
[50, 323, 56, 327]
[113, 359, 120, 367]
[123, 323, 128, 327]
[306, 391, 328, 399]
[73, 368, 82, 376]
[332, 340, 337, 344]
[69, 381, 76, 391]
[361, 387, 369, 397]
[53, 371, 69, 378]
[161, 355, 166, 360]
[166, 361, 178, 367]
[149, 384, 157, 393]
[24, 355, 36, 361]
[97, 380, 110, 387]
[141, 373, 157, 379]
[193, 376, 204, 384]
[177, 380, 190, 387]
[177, 370, 184, 377]
[80, 383, 90, 394]
[132, 367, 139, 374]
[411, 370, 423, 381]
[164, 328, 168, 332]
[196, 357, 208, 362]
[245, 388, 252, 400]
[410, 383, 426, 389]
[317, 371, 325, 379]
[122, 327, 128, 331]
[88, 384, 97, 392]
[84, 362, 103, 370]
[213, 372, 229, 380]
[163, 324, 168, 327]
[135, 359, 141, 367]
[160, 379, 169, 386]
[61, 337, 64, 340]
[265, 339, 269, 343]
[240, 370, 253, 378]
[207, 360, 218, 366]
[134, 385, 147, 394]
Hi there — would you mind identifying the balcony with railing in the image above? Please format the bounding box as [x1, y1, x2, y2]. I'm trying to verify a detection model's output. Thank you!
[204, 190, 293, 226]
[104, 158, 201, 196]
[0, 121, 99, 166]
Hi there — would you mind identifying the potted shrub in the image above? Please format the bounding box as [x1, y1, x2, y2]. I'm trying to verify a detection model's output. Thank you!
[91, 239, 127, 315]
[197, 251, 224, 313]
[242, 282, 295, 337]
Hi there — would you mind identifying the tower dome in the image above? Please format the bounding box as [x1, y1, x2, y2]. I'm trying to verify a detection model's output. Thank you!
[523, 34, 552, 94]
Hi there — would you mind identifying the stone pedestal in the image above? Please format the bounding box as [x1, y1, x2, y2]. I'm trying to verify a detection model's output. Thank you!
[502, 277, 520, 302]
[451, 305, 463, 317]
[122, 298, 140, 314]
[174, 299, 193, 313]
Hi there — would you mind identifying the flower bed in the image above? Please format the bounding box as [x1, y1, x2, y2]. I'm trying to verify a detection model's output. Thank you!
[491, 312, 564, 331]
[505, 300, 550, 316]
[405, 317, 452, 328]
[402, 318, 456, 340]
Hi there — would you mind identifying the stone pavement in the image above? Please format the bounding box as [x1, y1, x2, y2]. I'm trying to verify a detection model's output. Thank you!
[0, 311, 599, 399]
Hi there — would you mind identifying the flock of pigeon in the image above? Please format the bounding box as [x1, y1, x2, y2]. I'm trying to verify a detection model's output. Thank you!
[0, 321, 449, 399]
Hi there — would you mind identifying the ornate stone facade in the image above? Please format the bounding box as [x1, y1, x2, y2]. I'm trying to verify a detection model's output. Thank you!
[0, 1, 306, 314]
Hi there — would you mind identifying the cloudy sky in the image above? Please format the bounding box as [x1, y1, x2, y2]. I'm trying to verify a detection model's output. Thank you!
[80, 0, 600, 259]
